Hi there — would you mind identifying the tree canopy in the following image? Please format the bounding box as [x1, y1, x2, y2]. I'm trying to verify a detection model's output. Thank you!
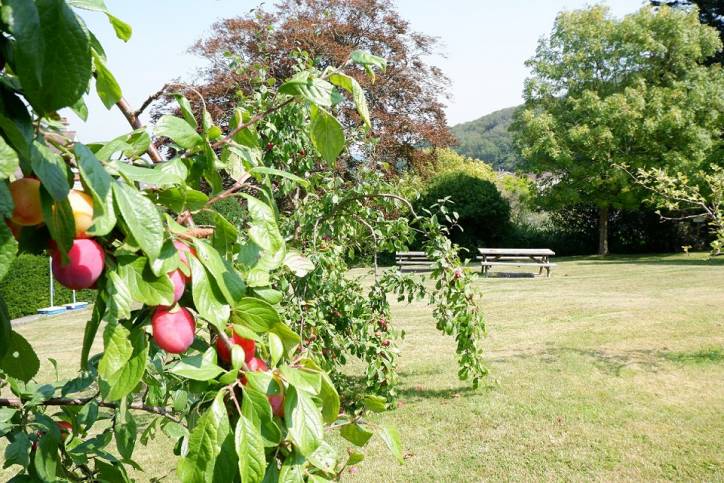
[511, 5, 723, 255]
[450, 106, 522, 171]
[185, 0, 454, 172]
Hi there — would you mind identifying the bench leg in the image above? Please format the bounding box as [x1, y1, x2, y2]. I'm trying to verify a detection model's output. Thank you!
[546, 267, 551, 278]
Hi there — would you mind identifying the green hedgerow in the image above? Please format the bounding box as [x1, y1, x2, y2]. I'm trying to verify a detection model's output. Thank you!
[0, 254, 96, 319]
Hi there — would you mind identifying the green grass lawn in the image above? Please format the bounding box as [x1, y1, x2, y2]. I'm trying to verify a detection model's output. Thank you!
[3, 253, 723, 481]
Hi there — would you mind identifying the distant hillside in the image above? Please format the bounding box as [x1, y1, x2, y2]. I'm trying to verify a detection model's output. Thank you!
[450, 106, 522, 171]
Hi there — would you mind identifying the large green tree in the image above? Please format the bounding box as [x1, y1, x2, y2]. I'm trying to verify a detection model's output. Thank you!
[511, 5, 722, 255]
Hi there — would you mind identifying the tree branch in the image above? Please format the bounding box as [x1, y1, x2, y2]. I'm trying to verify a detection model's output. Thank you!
[0, 396, 179, 422]
[115, 97, 164, 163]
[211, 97, 295, 150]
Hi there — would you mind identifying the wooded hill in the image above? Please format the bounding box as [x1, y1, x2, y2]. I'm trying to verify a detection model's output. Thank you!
[450, 106, 521, 171]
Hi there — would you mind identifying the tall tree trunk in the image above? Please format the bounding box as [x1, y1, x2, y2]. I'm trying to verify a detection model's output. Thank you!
[598, 205, 609, 256]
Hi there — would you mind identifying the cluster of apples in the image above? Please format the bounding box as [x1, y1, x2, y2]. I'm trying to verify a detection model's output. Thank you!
[9, 177, 282, 414]
[215, 328, 284, 417]
[9, 177, 105, 290]
[150, 240, 197, 354]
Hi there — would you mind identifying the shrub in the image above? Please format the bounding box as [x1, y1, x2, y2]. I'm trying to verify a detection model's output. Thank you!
[0, 254, 96, 319]
[416, 171, 511, 252]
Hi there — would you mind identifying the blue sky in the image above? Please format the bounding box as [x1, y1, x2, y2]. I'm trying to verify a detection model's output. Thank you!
[69, 0, 645, 142]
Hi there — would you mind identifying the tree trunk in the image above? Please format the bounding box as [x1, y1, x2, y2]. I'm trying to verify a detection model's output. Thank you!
[598, 205, 609, 256]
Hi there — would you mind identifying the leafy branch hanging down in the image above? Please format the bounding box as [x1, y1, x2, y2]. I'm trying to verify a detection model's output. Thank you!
[0, 1, 486, 481]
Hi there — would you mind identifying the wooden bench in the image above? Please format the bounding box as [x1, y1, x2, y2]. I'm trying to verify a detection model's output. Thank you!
[395, 251, 433, 271]
[478, 248, 556, 277]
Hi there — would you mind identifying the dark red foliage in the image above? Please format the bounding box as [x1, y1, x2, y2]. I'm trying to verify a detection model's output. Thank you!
[187, 0, 454, 170]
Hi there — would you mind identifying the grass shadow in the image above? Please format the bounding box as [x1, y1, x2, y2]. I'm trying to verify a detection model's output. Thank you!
[571, 254, 724, 267]
[662, 347, 723, 365]
[398, 384, 485, 401]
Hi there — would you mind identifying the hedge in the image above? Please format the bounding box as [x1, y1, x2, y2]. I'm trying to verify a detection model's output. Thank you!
[0, 253, 96, 319]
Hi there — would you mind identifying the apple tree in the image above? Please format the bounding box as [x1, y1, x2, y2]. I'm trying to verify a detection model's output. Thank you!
[0, 1, 487, 481]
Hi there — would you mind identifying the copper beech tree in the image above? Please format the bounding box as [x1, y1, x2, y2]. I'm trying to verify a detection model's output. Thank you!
[180, 0, 454, 172]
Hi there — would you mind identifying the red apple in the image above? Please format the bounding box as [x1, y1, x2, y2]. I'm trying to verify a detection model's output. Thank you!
[151, 306, 196, 354]
[167, 269, 187, 305]
[268, 393, 284, 417]
[51, 239, 105, 290]
[9, 178, 43, 226]
[240, 356, 269, 385]
[216, 327, 256, 364]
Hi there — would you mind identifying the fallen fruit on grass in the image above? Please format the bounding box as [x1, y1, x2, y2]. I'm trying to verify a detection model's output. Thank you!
[152, 305, 196, 354]
[9, 178, 43, 226]
[51, 239, 105, 290]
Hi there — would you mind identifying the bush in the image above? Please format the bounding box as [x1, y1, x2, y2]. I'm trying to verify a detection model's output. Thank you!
[415, 171, 511, 252]
[0, 254, 96, 319]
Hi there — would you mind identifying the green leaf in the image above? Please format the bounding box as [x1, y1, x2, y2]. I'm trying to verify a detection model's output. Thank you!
[232, 298, 281, 333]
[152, 187, 208, 213]
[0, 296, 11, 360]
[0, 332, 39, 382]
[242, 386, 282, 447]
[114, 401, 137, 460]
[249, 167, 310, 188]
[278, 451, 305, 483]
[40, 188, 74, 262]
[177, 391, 230, 483]
[283, 250, 314, 277]
[155, 115, 203, 149]
[33, 418, 60, 480]
[211, 212, 239, 257]
[70, 96, 89, 121]
[307, 442, 338, 474]
[362, 394, 387, 413]
[328, 72, 371, 128]
[7, 0, 92, 114]
[193, 240, 246, 306]
[112, 182, 164, 260]
[0, 137, 19, 180]
[98, 322, 148, 401]
[309, 105, 345, 163]
[279, 72, 334, 107]
[4, 432, 30, 469]
[67, 0, 132, 41]
[116, 255, 174, 307]
[81, 297, 104, 370]
[169, 354, 224, 381]
[0, 222, 18, 281]
[350, 50, 387, 71]
[31, 141, 71, 201]
[115, 162, 185, 187]
[379, 424, 403, 464]
[107, 13, 132, 42]
[173, 94, 197, 128]
[339, 423, 373, 447]
[269, 333, 283, 367]
[280, 366, 321, 395]
[270, 323, 301, 355]
[318, 372, 340, 424]
[0, 85, 33, 159]
[251, 287, 283, 305]
[235, 415, 266, 483]
[92, 49, 122, 109]
[284, 386, 323, 457]
[75, 143, 116, 236]
[190, 255, 230, 330]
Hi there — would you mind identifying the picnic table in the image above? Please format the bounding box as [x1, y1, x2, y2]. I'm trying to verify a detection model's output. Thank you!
[478, 248, 556, 277]
[395, 251, 433, 271]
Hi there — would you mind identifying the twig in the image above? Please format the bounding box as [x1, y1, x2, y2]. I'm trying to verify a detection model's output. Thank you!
[134, 83, 171, 118]
[115, 97, 163, 163]
[0, 397, 179, 422]
[211, 98, 295, 150]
